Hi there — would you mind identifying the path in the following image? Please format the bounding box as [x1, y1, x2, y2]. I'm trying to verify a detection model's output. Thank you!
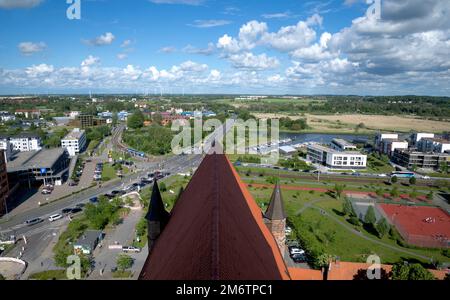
[302, 205, 434, 262]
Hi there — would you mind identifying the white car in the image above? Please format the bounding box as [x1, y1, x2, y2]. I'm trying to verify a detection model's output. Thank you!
[122, 246, 141, 253]
[48, 214, 63, 222]
[422, 176, 431, 180]
[285, 227, 293, 235]
[378, 174, 387, 177]
[289, 247, 305, 255]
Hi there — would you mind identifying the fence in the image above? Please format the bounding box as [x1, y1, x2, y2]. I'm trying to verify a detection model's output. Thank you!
[376, 204, 449, 249]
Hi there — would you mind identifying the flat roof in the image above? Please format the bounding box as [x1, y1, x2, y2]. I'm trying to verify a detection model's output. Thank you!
[332, 138, 356, 147]
[62, 129, 85, 140]
[308, 144, 364, 156]
[6, 148, 67, 172]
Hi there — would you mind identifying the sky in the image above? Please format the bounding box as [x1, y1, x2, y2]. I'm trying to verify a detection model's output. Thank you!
[0, 0, 449, 96]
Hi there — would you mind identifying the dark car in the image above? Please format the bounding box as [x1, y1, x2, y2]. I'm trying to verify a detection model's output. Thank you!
[148, 173, 155, 178]
[75, 203, 86, 208]
[104, 193, 116, 199]
[291, 254, 307, 263]
[25, 218, 44, 226]
[62, 208, 73, 214]
[89, 197, 98, 203]
[70, 208, 83, 214]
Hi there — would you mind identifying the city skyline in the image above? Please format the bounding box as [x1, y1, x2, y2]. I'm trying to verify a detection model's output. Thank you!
[0, 0, 449, 96]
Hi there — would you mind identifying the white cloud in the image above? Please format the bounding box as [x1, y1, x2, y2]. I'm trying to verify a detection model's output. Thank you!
[228, 52, 279, 70]
[84, 32, 115, 46]
[262, 20, 317, 52]
[262, 12, 292, 19]
[121, 40, 131, 48]
[183, 43, 215, 55]
[0, 0, 43, 9]
[18, 42, 46, 55]
[159, 46, 176, 53]
[189, 19, 232, 28]
[81, 55, 100, 67]
[25, 64, 54, 77]
[117, 53, 128, 60]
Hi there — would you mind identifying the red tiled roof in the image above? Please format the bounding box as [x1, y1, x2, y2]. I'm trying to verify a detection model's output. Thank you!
[327, 262, 393, 280]
[288, 268, 324, 280]
[139, 152, 291, 280]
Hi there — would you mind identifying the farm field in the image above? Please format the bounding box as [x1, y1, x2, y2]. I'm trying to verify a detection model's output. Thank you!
[252, 113, 450, 133]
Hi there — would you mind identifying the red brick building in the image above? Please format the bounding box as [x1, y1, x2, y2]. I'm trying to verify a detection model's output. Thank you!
[139, 148, 291, 280]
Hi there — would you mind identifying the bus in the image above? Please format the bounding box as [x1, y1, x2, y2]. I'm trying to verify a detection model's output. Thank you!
[390, 171, 415, 178]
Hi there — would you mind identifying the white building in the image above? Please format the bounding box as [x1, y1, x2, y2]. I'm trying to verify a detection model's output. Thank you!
[61, 128, 87, 157]
[375, 133, 399, 150]
[0, 140, 14, 162]
[1, 134, 42, 152]
[331, 139, 357, 151]
[418, 138, 450, 153]
[411, 133, 435, 145]
[307, 144, 367, 169]
[0, 113, 16, 122]
[380, 139, 409, 156]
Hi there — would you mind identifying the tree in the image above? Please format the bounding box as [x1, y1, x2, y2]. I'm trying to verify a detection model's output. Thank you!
[375, 189, 384, 198]
[376, 218, 389, 238]
[342, 197, 354, 216]
[391, 176, 398, 184]
[409, 177, 417, 185]
[364, 206, 377, 225]
[116, 254, 134, 272]
[390, 187, 400, 198]
[353, 268, 390, 280]
[334, 184, 345, 199]
[127, 110, 144, 129]
[159, 182, 167, 192]
[409, 189, 418, 199]
[426, 191, 434, 200]
[391, 262, 436, 280]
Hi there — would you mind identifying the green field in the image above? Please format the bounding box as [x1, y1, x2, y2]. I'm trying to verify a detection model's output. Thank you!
[244, 175, 449, 266]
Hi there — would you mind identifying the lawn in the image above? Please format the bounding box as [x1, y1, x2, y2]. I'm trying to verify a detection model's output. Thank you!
[102, 164, 118, 182]
[28, 270, 67, 280]
[244, 175, 450, 266]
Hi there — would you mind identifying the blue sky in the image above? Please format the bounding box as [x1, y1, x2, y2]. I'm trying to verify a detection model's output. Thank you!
[0, 0, 449, 95]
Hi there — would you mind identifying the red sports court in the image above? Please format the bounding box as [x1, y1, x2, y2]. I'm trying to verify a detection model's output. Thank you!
[378, 204, 450, 248]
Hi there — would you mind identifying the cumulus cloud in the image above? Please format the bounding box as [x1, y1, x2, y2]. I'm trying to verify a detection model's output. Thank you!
[0, 0, 43, 9]
[228, 52, 280, 70]
[18, 41, 46, 55]
[84, 32, 115, 46]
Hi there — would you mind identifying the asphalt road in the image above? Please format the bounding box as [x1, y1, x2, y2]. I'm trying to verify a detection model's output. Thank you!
[0, 153, 203, 237]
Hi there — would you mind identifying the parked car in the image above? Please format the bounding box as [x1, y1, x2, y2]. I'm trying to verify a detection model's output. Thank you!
[289, 247, 305, 256]
[41, 189, 52, 195]
[62, 208, 73, 214]
[70, 208, 83, 214]
[25, 218, 44, 226]
[122, 246, 141, 253]
[75, 203, 86, 208]
[48, 214, 63, 222]
[291, 254, 307, 263]
[89, 197, 98, 204]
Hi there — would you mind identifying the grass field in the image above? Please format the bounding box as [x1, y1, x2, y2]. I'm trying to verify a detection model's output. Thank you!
[253, 113, 450, 134]
[243, 169, 449, 266]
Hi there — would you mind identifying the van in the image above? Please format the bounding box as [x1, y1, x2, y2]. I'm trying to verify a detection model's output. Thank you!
[48, 214, 63, 222]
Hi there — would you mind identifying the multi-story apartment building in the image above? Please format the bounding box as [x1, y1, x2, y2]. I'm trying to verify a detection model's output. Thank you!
[380, 139, 409, 156]
[0, 150, 9, 216]
[0, 133, 42, 152]
[411, 132, 435, 146]
[307, 144, 367, 169]
[374, 133, 399, 150]
[417, 138, 450, 154]
[61, 128, 87, 157]
[392, 149, 450, 170]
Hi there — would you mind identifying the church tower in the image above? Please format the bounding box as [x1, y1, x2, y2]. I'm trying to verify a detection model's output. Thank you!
[145, 180, 170, 254]
[264, 182, 287, 255]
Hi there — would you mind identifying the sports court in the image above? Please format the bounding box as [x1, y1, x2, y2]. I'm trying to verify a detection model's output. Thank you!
[378, 204, 450, 248]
